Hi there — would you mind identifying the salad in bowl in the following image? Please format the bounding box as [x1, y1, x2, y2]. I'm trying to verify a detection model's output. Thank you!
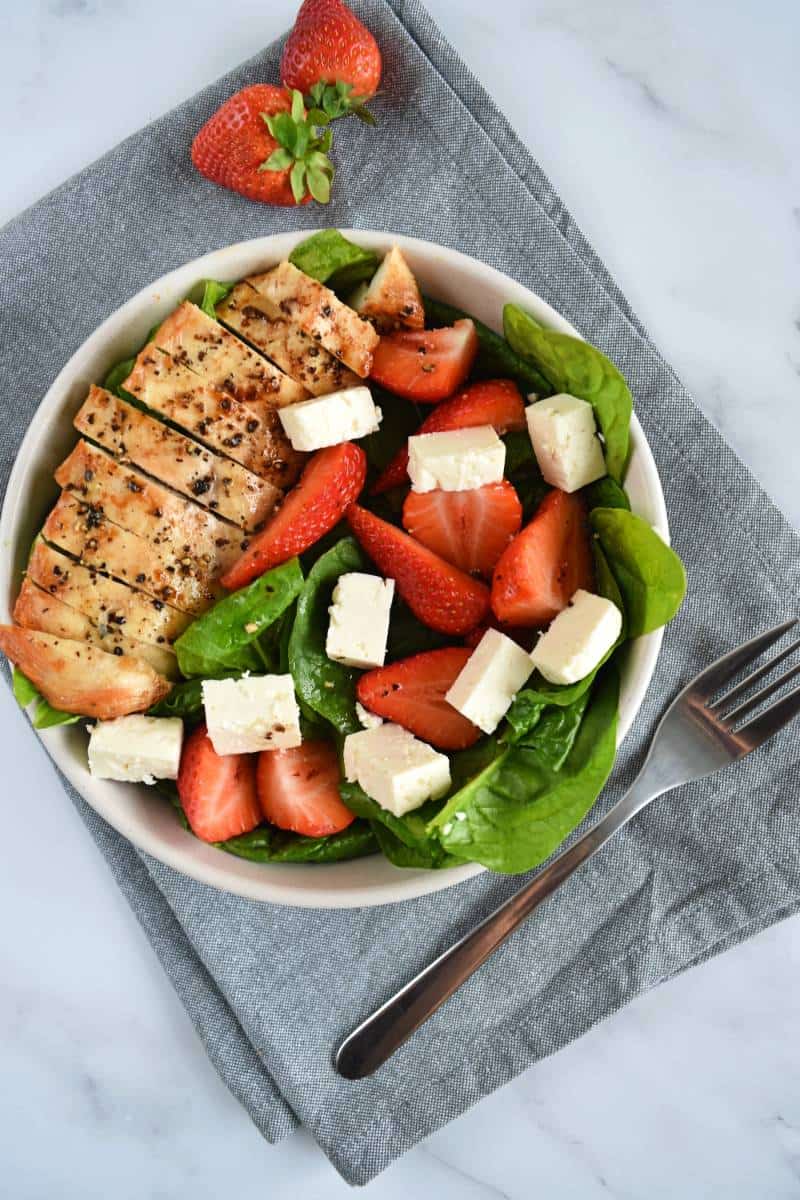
[0, 230, 685, 886]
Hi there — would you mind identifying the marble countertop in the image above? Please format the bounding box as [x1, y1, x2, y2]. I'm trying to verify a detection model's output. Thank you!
[2, 1, 799, 1195]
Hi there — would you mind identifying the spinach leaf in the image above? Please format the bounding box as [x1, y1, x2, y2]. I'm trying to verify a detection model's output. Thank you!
[174, 558, 304, 679]
[422, 296, 552, 395]
[386, 598, 451, 660]
[157, 779, 190, 829]
[220, 820, 377, 864]
[361, 387, 422, 475]
[288, 230, 378, 293]
[12, 667, 81, 730]
[288, 537, 367, 735]
[431, 667, 620, 873]
[369, 820, 464, 869]
[590, 508, 686, 636]
[148, 678, 204, 720]
[195, 279, 234, 319]
[585, 476, 630, 511]
[340, 780, 449, 858]
[503, 304, 632, 482]
[503, 430, 550, 521]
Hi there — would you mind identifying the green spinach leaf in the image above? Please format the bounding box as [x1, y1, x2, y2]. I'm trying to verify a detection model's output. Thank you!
[174, 558, 304, 679]
[195, 279, 234, 319]
[12, 667, 81, 730]
[220, 820, 377, 863]
[503, 304, 632, 482]
[369, 820, 464, 869]
[148, 678, 205, 720]
[431, 667, 620, 873]
[340, 780, 450, 860]
[590, 508, 686, 636]
[288, 537, 367, 735]
[386, 598, 451, 660]
[289, 230, 378, 293]
[422, 296, 552, 395]
[585, 476, 630, 511]
[503, 430, 550, 521]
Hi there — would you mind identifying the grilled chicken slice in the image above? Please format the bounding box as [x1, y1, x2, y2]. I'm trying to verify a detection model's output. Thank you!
[217, 282, 362, 397]
[14, 578, 179, 679]
[351, 247, 425, 331]
[28, 541, 191, 647]
[43, 493, 221, 616]
[248, 261, 379, 378]
[0, 626, 171, 719]
[154, 300, 308, 408]
[122, 347, 303, 489]
[74, 387, 279, 532]
[56, 442, 242, 576]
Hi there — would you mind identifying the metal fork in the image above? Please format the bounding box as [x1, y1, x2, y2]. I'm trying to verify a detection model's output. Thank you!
[335, 619, 800, 1079]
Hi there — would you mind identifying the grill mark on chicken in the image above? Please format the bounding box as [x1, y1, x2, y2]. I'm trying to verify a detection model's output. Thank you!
[14, 577, 179, 679]
[122, 347, 303, 489]
[28, 541, 191, 648]
[217, 282, 363, 397]
[247, 262, 379, 378]
[75, 386, 279, 532]
[43, 493, 221, 616]
[154, 300, 308, 408]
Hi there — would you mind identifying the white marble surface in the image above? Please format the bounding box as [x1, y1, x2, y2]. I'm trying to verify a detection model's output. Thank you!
[1, 1, 799, 1195]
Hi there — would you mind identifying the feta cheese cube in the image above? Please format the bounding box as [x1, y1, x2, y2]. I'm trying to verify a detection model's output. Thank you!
[88, 714, 183, 784]
[407, 426, 505, 493]
[277, 386, 381, 452]
[446, 628, 534, 734]
[326, 573, 394, 669]
[530, 589, 622, 685]
[343, 723, 451, 817]
[355, 701, 384, 729]
[526, 393, 606, 493]
[202, 674, 301, 755]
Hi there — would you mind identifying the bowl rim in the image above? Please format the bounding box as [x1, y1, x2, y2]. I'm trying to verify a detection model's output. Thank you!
[0, 229, 667, 907]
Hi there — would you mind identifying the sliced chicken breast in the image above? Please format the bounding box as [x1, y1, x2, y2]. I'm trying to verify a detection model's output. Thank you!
[14, 578, 179, 679]
[55, 442, 243, 576]
[28, 541, 191, 648]
[122, 347, 303, 489]
[75, 386, 279, 532]
[154, 300, 308, 408]
[43, 493, 221, 616]
[217, 282, 362, 397]
[0, 626, 171, 719]
[248, 262, 379, 378]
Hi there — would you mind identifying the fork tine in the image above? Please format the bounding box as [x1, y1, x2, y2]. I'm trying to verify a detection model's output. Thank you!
[690, 619, 797, 701]
[735, 682, 800, 751]
[723, 660, 800, 724]
[711, 636, 800, 712]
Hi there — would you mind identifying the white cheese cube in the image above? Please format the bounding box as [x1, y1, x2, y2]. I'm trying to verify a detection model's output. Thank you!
[530, 589, 622, 685]
[445, 628, 534, 734]
[277, 385, 381, 452]
[202, 674, 301, 755]
[407, 426, 505, 493]
[355, 701, 384, 729]
[326, 573, 394, 669]
[88, 715, 183, 784]
[526, 393, 606, 493]
[343, 723, 451, 817]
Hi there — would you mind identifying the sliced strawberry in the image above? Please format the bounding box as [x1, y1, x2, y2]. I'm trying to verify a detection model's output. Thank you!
[347, 504, 490, 635]
[357, 648, 480, 750]
[372, 378, 526, 493]
[221, 442, 366, 590]
[491, 489, 594, 627]
[402, 481, 522, 578]
[177, 725, 262, 844]
[256, 741, 355, 837]
[369, 320, 478, 403]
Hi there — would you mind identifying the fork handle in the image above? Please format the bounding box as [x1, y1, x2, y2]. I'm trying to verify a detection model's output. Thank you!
[334, 773, 660, 1079]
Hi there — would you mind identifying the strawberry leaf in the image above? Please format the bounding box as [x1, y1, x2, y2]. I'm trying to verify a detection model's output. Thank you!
[307, 166, 331, 204]
[290, 161, 308, 204]
[354, 106, 377, 126]
[260, 147, 294, 172]
[306, 107, 330, 127]
[290, 88, 304, 123]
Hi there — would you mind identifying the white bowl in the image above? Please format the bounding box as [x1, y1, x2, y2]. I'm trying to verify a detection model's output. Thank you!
[0, 231, 668, 908]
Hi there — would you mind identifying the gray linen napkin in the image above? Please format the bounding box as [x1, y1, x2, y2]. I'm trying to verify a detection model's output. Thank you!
[2, 0, 799, 1185]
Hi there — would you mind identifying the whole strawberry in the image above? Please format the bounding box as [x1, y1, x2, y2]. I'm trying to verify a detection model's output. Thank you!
[191, 84, 334, 205]
[281, 0, 382, 111]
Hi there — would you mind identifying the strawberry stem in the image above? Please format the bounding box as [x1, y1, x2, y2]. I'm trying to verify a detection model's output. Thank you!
[259, 89, 335, 204]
